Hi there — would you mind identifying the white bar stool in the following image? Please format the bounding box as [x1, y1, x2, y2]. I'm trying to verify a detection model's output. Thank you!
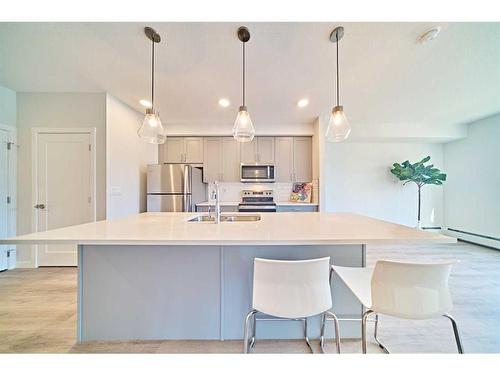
[244, 257, 341, 354]
[332, 260, 464, 353]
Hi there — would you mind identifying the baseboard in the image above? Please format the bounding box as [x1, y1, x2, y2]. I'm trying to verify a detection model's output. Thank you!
[442, 229, 500, 250]
[15, 260, 38, 269]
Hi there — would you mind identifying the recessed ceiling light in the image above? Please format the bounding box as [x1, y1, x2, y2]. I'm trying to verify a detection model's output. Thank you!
[218, 98, 230, 108]
[139, 99, 152, 108]
[297, 98, 309, 108]
[417, 26, 442, 44]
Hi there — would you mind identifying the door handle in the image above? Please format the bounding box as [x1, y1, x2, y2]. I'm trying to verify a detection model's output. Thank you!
[34, 204, 45, 209]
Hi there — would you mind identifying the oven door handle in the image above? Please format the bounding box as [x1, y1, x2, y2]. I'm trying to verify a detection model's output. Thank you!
[238, 205, 277, 210]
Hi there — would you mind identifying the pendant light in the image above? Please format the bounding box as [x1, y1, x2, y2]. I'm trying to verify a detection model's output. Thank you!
[326, 26, 351, 142]
[232, 26, 255, 143]
[137, 27, 166, 144]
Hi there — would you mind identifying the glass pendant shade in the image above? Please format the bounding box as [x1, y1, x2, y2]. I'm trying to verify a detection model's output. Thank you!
[232, 106, 255, 142]
[137, 108, 166, 144]
[326, 105, 351, 142]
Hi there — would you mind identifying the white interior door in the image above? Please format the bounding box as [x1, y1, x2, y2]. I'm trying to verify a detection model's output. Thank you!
[0, 130, 9, 270]
[36, 132, 93, 266]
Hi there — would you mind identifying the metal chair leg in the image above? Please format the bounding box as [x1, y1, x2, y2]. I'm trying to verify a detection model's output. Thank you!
[320, 313, 326, 353]
[373, 314, 390, 353]
[323, 311, 341, 354]
[362, 309, 375, 354]
[243, 310, 258, 353]
[249, 313, 257, 348]
[303, 317, 314, 353]
[443, 314, 464, 354]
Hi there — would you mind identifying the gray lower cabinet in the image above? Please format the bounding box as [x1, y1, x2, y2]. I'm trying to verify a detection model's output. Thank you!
[196, 205, 238, 213]
[276, 205, 317, 212]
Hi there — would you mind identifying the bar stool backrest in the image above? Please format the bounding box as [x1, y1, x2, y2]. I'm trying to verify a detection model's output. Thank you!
[252, 257, 332, 319]
[371, 260, 456, 320]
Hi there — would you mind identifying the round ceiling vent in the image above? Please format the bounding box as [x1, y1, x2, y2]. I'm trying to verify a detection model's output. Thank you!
[417, 26, 442, 44]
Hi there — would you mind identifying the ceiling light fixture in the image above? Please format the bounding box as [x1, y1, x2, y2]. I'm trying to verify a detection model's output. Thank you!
[297, 98, 309, 108]
[139, 99, 152, 108]
[325, 26, 351, 142]
[417, 26, 442, 44]
[218, 98, 230, 108]
[137, 27, 166, 144]
[232, 26, 255, 143]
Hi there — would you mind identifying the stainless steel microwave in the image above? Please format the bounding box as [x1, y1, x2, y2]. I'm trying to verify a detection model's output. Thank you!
[240, 164, 275, 183]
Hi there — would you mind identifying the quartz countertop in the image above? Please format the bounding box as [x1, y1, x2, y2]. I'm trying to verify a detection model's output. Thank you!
[196, 201, 319, 207]
[0, 212, 455, 246]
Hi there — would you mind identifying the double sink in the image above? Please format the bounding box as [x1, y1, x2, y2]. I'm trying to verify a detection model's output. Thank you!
[188, 214, 261, 222]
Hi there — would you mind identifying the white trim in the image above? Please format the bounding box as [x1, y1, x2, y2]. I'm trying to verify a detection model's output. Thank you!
[31, 127, 97, 267]
[0, 124, 17, 269]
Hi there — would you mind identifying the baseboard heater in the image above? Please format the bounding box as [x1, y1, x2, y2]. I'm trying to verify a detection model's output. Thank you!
[447, 228, 500, 242]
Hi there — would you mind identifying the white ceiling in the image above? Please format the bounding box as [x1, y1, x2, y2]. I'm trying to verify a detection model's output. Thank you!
[0, 22, 499, 129]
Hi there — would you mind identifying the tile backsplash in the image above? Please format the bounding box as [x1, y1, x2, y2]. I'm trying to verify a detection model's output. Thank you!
[206, 180, 319, 203]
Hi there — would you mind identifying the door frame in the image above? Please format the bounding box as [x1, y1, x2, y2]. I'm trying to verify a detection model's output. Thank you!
[0, 124, 17, 269]
[31, 128, 97, 267]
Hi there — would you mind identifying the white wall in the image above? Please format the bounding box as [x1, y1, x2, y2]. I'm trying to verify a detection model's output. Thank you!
[320, 131, 445, 227]
[15, 92, 107, 267]
[0, 85, 16, 126]
[443, 113, 500, 248]
[105, 94, 157, 219]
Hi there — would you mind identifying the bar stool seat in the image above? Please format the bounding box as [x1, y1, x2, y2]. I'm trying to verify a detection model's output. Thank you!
[332, 260, 464, 354]
[244, 257, 341, 354]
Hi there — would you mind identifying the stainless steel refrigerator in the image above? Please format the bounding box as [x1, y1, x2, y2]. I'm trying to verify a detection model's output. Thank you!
[147, 164, 206, 212]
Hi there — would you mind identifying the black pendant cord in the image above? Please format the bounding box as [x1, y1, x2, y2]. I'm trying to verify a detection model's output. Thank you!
[151, 39, 155, 109]
[336, 33, 339, 107]
[242, 41, 246, 107]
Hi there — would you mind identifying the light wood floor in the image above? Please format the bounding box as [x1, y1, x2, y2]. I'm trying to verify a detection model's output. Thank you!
[1, 241, 499, 353]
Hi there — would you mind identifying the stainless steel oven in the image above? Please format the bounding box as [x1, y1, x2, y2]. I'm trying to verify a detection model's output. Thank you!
[238, 190, 277, 212]
[240, 164, 275, 183]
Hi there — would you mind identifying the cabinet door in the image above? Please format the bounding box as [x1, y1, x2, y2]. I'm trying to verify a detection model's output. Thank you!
[221, 137, 240, 182]
[240, 139, 257, 164]
[274, 137, 293, 182]
[257, 137, 275, 163]
[293, 137, 312, 182]
[158, 143, 168, 164]
[184, 137, 204, 163]
[164, 137, 184, 163]
[203, 137, 222, 183]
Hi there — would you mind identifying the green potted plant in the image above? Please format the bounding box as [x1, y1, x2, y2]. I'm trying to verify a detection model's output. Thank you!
[390, 156, 446, 229]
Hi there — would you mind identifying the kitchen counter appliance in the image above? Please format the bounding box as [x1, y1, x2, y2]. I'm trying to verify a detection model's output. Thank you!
[240, 164, 275, 183]
[147, 164, 206, 212]
[238, 190, 276, 212]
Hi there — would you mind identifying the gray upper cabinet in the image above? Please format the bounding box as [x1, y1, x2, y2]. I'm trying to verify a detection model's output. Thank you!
[184, 137, 204, 163]
[257, 137, 275, 163]
[159, 137, 204, 164]
[203, 137, 240, 183]
[240, 139, 257, 164]
[203, 137, 222, 183]
[275, 137, 294, 182]
[293, 137, 312, 182]
[221, 137, 240, 182]
[240, 137, 275, 164]
[274, 136, 312, 182]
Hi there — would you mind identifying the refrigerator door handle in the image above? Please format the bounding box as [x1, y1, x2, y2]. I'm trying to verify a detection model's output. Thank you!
[184, 194, 193, 212]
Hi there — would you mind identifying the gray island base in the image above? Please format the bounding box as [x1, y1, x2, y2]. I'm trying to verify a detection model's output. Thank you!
[78, 244, 365, 342]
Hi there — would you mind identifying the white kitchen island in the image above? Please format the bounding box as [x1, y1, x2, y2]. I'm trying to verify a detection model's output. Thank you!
[1, 212, 455, 343]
